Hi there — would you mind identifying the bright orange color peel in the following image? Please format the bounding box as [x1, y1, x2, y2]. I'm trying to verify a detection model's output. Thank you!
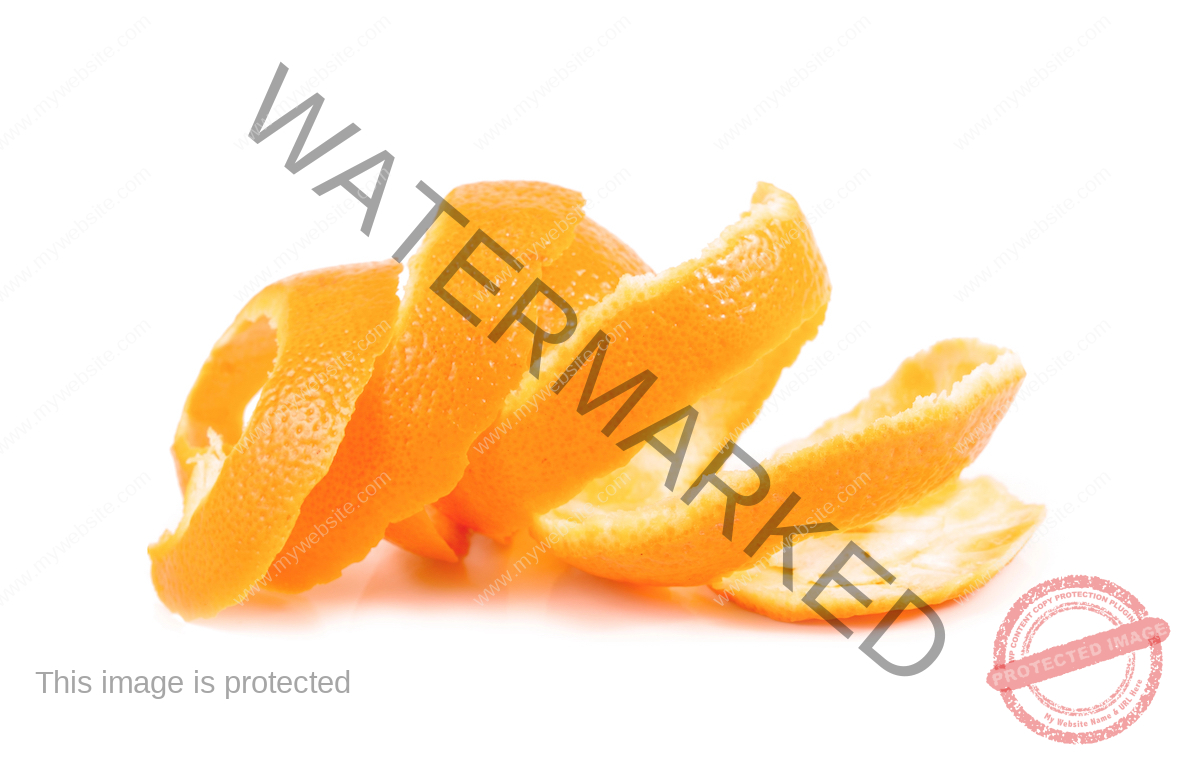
[382, 216, 655, 560]
[439, 183, 831, 540]
[150, 261, 402, 619]
[153, 180, 1039, 625]
[263, 182, 589, 592]
[533, 339, 1025, 586]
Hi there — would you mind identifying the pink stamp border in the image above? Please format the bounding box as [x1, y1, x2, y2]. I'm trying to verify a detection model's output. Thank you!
[991, 574, 1163, 744]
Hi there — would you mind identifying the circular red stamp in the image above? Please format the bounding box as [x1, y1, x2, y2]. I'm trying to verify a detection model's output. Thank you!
[986, 575, 1169, 744]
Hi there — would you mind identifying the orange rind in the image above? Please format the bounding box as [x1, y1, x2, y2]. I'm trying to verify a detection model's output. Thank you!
[261, 181, 589, 592]
[380, 216, 655, 561]
[532, 339, 1025, 586]
[709, 476, 1045, 622]
[152, 179, 1041, 627]
[149, 261, 401, 619]
[439, 182, 831, 540]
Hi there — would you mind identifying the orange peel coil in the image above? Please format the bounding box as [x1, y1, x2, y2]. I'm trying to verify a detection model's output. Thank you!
[150, 178, 1041, 625]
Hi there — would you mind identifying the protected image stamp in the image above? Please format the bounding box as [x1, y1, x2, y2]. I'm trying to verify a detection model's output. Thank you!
[986, 575, 1169, 744]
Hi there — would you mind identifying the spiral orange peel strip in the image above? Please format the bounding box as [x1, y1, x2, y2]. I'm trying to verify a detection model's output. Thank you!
[151, 180, 1041, 622]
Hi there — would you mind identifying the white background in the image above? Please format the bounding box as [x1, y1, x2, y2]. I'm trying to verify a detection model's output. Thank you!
[1, 1, 1196, 758]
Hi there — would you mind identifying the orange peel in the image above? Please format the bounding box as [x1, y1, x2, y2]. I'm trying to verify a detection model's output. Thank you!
[709, 476, 1045, 622]
[381, 215, 655, 561]
[151, 178, 1040, 628]
[439, 182, 831, 540]
[261, 181, 589, 593]
[149, 261, 401, 619]
[531, 338, 1025, 586]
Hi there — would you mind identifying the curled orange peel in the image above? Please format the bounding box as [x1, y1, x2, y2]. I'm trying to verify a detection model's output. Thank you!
[152, 180, 1040, 625]
[381, 215, 654, 561]
[439, 182, 831, 540]
[149, 262, 402, 619]
[261, 181, 589, 593]
[531, 338, 1025, 586]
